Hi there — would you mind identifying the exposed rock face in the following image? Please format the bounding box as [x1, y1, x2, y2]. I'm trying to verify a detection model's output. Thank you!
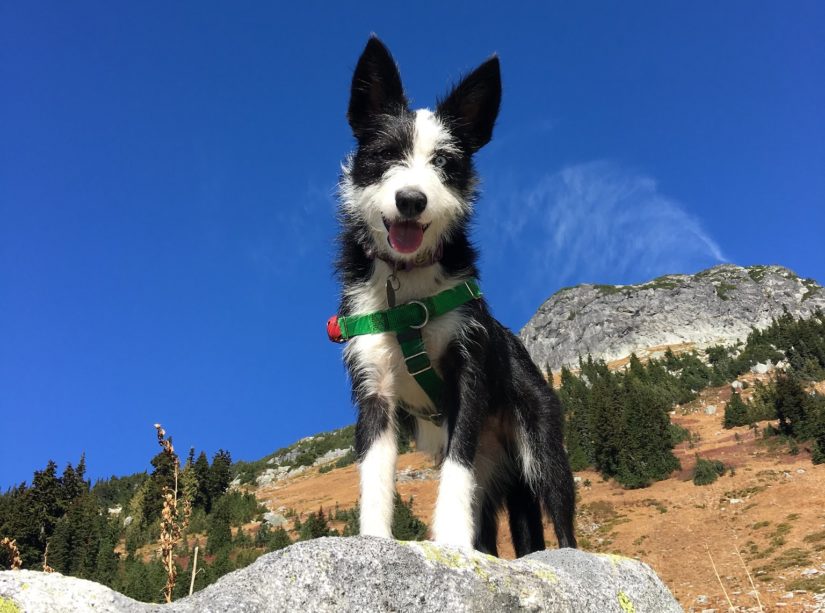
[520, 265, 824, 371]
[0, 537, 680, 613]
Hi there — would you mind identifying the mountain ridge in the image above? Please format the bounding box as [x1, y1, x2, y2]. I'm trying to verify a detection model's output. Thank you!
[519, 264, 825, 372]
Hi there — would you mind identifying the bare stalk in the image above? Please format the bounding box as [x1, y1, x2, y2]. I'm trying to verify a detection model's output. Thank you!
[734, 545, 763, 612]
[706, 544, 735, 612]
[155, 423, 193, 603]
[42, 542, 55, 573]
[189, 546, 199, 596]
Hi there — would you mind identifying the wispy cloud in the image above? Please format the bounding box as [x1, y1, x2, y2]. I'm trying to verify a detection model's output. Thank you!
[477, 161, 725, 304]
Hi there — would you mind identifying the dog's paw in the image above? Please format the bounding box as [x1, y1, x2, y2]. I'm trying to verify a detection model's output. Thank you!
[432, 514, 475, 550]
[360, 526, 393, 539]
[432, 534, 474, 551]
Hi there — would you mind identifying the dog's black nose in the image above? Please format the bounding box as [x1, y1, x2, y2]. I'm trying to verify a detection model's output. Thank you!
[395, 189, 427, 218]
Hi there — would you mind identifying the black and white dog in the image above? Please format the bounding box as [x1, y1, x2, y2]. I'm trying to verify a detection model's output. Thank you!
[334, 37, 576, 555]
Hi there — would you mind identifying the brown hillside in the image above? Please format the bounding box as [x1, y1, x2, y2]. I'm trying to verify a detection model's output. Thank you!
[252, 381, 825, 612]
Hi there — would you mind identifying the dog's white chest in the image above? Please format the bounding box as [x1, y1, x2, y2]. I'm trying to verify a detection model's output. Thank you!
[345, 309, 465, 409]
[343, 271, 468, 410]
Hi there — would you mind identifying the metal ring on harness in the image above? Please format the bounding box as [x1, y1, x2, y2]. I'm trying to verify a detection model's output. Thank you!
[408, 300, 429, 329]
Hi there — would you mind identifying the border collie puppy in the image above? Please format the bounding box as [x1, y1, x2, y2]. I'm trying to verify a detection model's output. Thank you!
[334, 36, 576, 555]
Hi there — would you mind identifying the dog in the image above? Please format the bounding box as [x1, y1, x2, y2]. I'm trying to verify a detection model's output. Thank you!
[331, 36, 576, 555]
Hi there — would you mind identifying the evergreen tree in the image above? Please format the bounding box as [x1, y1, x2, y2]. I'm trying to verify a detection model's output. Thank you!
[298, 507, 331, 541]
[206, 499, 232, 554]
[774, 374, 808, 437]
[616, 376, 680, 488]
[192, 451, 211, 511]
[590, 376, 623, 477]
[60, 463, 85, 509]
[124, 480, 149, 554]
[724, 392, 749, 428]
[95, 521, 119, 587]
[47, 493, 105, 580]
[144, 449, 176, 523]
[207, 450, 232, 508]
[254, 522, 292, 551]
[391, 495, 427, 540]
[31, 460, 63, 542]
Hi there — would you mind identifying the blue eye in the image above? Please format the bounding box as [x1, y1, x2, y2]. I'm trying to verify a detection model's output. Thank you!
[433, 155, 448, 168]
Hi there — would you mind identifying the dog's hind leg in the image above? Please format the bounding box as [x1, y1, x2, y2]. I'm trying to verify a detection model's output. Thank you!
[506, 479, 545, 557]
[516, 410, 577, 549]
[540, 450, 577, 549]
[474, 494, 499, 556]
[355, 396, 397, 539]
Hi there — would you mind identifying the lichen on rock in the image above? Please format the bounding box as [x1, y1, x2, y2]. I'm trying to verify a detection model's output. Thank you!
[0, 537, 681, 612]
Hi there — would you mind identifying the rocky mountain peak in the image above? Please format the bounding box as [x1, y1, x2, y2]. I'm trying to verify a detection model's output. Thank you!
[519, 264, 824, 372]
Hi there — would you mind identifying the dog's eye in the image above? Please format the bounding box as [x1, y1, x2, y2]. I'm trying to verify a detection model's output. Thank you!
[433, 155, 448, 168]
[377, 149, 396, 161]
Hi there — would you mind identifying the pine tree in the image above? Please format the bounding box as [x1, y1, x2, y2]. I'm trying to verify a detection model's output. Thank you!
[724, 392, 749, 428]
[60, 463, 85, 509]
[267, 526, 292, 551]
[206, 500, 231, 554]
[774, 374, 807, 437]
[616, 376, 680, 488]
[145, 450, 177, 523]
[391, 495, 427, 540]
[47, 492, 105, 580]
[31, 460, 62, 538]
[298, 507, 331, 541]
[193, 451, 211, 511]
[590, 376, 623, 477]
[207, 450, 232, 508]
[95, 521, 119, 587]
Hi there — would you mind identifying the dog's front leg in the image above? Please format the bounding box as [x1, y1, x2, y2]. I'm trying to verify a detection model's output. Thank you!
[432, 369, 484, 549]
[355, 396, 397, 539]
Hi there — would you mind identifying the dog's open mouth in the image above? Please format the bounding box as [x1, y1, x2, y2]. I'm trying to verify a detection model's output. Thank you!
[383, 218, 430, 254]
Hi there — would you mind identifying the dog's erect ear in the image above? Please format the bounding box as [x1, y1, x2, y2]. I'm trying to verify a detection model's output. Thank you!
[348, 36, 407, 139]
[437, 56, 501, 153]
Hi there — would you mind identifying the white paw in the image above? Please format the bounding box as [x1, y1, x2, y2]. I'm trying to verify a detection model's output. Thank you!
[360, 526, 393, 539]
[432, 532, 474, 550]
[432, 459, 476, 548]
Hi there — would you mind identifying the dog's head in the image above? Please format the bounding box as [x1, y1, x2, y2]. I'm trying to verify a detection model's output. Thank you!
[340, 37, 501, 262]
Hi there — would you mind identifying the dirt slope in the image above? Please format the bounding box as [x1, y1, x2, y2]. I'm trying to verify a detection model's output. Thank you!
[252, 380, 825, 612]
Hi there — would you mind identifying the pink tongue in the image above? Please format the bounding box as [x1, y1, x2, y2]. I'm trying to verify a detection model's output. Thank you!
[388, 221, 424, 254]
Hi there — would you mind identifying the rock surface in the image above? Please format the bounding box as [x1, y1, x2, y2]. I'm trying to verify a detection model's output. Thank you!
[0, 537, 681, 612]
[520, 264, 824, 371]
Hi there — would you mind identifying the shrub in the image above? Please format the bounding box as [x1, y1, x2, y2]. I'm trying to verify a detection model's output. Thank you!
[693, 457, 726, 486]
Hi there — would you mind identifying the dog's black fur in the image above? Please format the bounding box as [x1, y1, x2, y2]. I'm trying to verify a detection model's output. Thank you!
[335, 37, 576, 555]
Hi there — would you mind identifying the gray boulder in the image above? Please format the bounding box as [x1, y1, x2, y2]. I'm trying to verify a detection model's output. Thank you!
[751, 362, 770, 375]
[0, 537, 680, 613]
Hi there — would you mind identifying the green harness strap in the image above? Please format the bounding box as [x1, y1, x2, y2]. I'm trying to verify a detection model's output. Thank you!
[334, 278, 482, 424]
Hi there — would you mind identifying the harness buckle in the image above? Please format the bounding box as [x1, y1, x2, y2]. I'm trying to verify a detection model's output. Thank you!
[408, 300, 430, 329]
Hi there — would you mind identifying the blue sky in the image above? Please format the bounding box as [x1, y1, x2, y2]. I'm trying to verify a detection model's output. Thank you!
[2, 2, 823, 488]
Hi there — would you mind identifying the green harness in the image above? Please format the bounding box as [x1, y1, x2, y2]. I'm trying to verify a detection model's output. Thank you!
[329, 278, 482, 425]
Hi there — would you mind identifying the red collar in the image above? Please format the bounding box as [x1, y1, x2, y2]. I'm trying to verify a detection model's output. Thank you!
[365, 241, 444, 272]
